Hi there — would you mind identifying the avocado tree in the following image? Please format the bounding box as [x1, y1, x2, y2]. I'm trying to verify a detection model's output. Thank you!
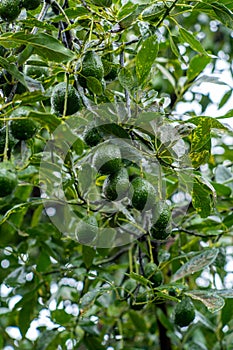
[0, 0, 233, 349]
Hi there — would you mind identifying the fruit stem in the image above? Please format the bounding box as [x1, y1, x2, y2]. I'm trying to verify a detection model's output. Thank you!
[63, 72, 70, 117]
[3, 120, 9, 162]
[147, 235, 154, 263]
[46, 0, 71, 26]
[117, 319, 124, 349]
[157, 158, 163, 200]
[120, 51, 131, 119]
[128, 245, 133, 274]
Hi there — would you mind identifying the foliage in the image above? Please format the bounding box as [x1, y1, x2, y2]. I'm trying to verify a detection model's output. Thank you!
[0, 0, 233, 349]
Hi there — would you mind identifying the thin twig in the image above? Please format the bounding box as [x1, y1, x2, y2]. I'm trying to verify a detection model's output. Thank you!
[120, 51, 131, 119]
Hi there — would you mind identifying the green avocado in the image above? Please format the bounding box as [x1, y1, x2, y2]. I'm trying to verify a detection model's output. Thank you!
[174, 297, 195, 327]
[150, 202, 171, 240]
[0, 0, 21, 21]
[0, 166, 17, 197]
[103, 167, 129, 201]
[130, 177, 157, 211]
[10, 107, 38, 141]
[93, 143, 122, 175]
[51, 82, 83, 116]
[21, 0, 41, 10]
[79, 51, 104, 88]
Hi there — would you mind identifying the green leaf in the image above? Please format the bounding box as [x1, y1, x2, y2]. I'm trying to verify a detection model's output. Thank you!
[211, 2, 233, 29]
[186, 290, 225, 313]
[216, 109, 233, 119]
[0, 57, 27, 87]
[211, 182, 232, 197]
[194, 75, 228, 86]
[19, 301, 35, 338]
[4, 267, 27, 287]
[100, 123, 130, 139]
[136, 35, 159, 85]
[221, 299, 233, 325]
[215, 165, 233, 192]
[169, 35, 180, 58]
[192, 179, 212, 218]
[223, 213, 233, 228]
[217, 289, 233, 298]
[140, 3, 166, 23]
[219, 90, 233, 109]
[86, 76, 103, 95]
[190, 118, 211, 167]
[171, 249, 219, 282]
[156, 308, 174, 331]
[135, 111, 162, 125]
[0, 33, 74, 63]
[129, 310, 147, 332]
[51, 309, 72, 326]
[188, 116, 227, 130]
[28, 111, 61, 132]
[118, 3, 145, 29]
[117, 2, 138, 20]
[128, 272, 150, 286]
[179, 27, 207, 54]
[78, 163, 96, 196]
[82, 246, 96, 268]
[118, 67, 135, 90]
[37, 251, 51, 272]
[51, 5, 89, 22]
[187, 55, 211, 82]
[80, 289, 105, 308]
[35, 330, 58, 350]
[156, 63, 176, 89]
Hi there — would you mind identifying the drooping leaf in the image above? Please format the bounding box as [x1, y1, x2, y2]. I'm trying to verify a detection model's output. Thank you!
[51, 309, 73, 326]
[190, 118, 211, 167]
[219, 90, 232, 109]
[211, 2, 233, 29]
[194, 74, 228, 86]
[128, 272, 151, 286]
[169, 34, 180, 58]
[82, 245, 96, 268]
[221, 299, 233, 326]
[135, 111, 162, 125]
[118, 67, 135, 90]
[35, 330, 58, 350]
[215, 165, 233, 191]
[0, 57, 27, 87]
[4, 267, 27, 287]
[129, 310, 147, 331]
[18, 301, 35, 338]
[78, 163, 96, 196]
[28, 111, 61, 132]
[186, 290, 225, 312]
[188, 116, 227, 130]
[140, 3, 166, 23]
[171, 249, 219, 282]
[192, 179, 212, 218]
[136, 35, 159, 85]
[80, 289, 105, 308]
[0, 33, 74, 62]
[118, 4, 146, 29]
[86, 76, 103, 95]
[187, 55, 211, 82]
[179, 27, 207, 55]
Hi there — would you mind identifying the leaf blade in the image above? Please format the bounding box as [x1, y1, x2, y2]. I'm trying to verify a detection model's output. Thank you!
[136, 35, 159, 85]
[171, 249, 219, 282]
